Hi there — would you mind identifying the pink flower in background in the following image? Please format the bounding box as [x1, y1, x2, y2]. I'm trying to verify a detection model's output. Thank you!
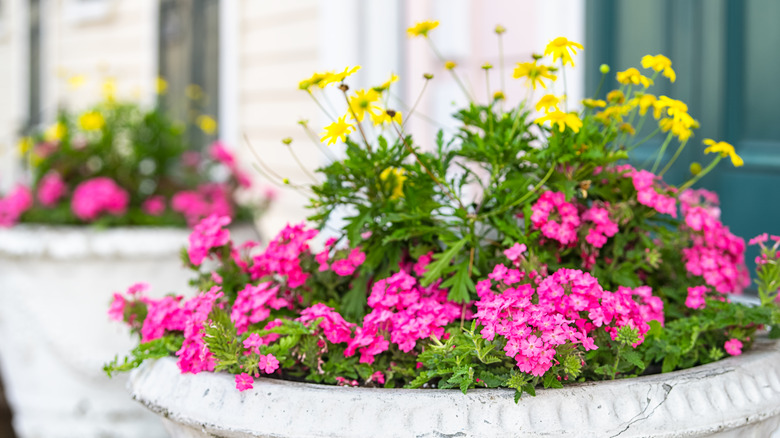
[187, 214, 231, 266]
[684, 285, 708, 310]
[142, 195, 166, 216]
[182, 151, 201, 168]
[724, 338, 743, 356]
[37, 171, 67, 207]
[71, 177, 129, 221]
[172, 183, 234, 227]
[0, 184, 33, 227]
[235, 373, 254, 391]
[209, 141, 252, 188]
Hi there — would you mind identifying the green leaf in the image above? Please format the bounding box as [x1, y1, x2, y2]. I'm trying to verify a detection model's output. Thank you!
[440, 261, 475, 303]
[421, 238, 468, 287]
[542, 373, 563, 389]
[621, 350, 645, 369]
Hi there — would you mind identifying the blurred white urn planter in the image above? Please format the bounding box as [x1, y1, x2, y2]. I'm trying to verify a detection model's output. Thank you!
[129, 338, 780, 438]
[0, 224, 250, 438]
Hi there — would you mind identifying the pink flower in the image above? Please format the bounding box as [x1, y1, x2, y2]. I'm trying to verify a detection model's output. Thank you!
[529, 191, 581, 246]
[258, 354, 280, 374]
[235, 373, 254, 391]
[187, 214, 232, 266]
[504, 243, 527, 264]
[724, 338, 743, 356]
[243, 333, 263, 355]
[71, 177, 129, 221]
[37, 171, 66, 207]
[172, 183, 234, 227]
[0, 184, 33, 227]
[142, 195, 166, 216]
[107, 293, 126, 321]
[369, 371, 385, 385]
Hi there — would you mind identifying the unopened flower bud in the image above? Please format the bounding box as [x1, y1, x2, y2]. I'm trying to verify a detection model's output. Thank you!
[338, 84, 349, 92]
[423, 73, 434, 80]
[599, 64, 610, 74]
[281, 137, 293, 145]
[494, 24, 506, 34]
[283, 178, 290, 185]
[690, 162, 702, 175]
[481, 63, 493, 70]
[532, 53, 543, 61]
[444, 61, 456, 70]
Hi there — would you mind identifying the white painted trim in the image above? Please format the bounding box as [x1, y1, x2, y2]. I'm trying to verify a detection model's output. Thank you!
[219, 0, 239, 149]
[62, 0, 118, 26]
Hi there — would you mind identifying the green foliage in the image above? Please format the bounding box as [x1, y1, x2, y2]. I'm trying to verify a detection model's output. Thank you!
[104, 335, 183, 377]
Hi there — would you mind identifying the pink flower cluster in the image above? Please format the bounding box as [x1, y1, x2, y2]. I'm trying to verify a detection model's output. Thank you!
[530, 191, 581, 246]
[37, 171, 67, 206]
[296, 268, 463, 365]
[748, 233, 780, 266]
[684, 285, 709, 310]
[475, 265, 662, 376]
[210, 141, 252, 188]
[0, 185, 32, 227]
[187, 214, 232, 266]
[624, 168, 677, 217]
[298, 303, 355, 344]
[71, 177, 129, 221]
[581, 204, 619, 248]
[681, 206, 750, 294]
[231, 282, 289, 335]
[250, 223, 319, 288]
[679, 188, 720, 218]
[175, 286, 224, 374]
[315, 241, 366, 277]
[359, 270, 462, 355]
[172, 183, 234, 227]
[142, 195, 166, 216]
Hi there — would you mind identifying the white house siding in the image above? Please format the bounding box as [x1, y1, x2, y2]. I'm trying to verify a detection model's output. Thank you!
[0, 0, 25, 191]
[236, 0, 322, 238]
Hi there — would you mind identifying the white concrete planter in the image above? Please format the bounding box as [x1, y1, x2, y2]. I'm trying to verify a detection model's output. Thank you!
[0, 224, 254, 438]
[129, 338, 780, 438]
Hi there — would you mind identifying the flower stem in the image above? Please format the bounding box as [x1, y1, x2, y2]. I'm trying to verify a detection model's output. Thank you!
[650, 132, 675, 173]
[678, 155, 721, 192]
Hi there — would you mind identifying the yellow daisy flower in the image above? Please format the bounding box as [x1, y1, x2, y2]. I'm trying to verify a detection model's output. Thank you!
[370, 109, 403, 126]
[348, 89, 382, 122]
[379, 167, 407, 200]
[44, 122, 67, 142]
[407, 20, 439, 38]
[321, 116, 355, 146]
[535, 110, 583, 133]
[535, 94, 561, 113]
[197, 115, 218, 135]
[641, 54, 676, 83]
[513, 61, 557, 89]
[703, 139, 743, 167]
[544, 37, 584, 67]
[616, 68, 653, 88]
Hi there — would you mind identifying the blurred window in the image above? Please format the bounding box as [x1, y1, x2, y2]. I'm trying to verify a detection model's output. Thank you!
[27, 0, 42, 131]
[158, 0, 219, 149]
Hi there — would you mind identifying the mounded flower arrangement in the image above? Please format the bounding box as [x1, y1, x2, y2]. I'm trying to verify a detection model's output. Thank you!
[110, 23, 780, 436]
[0, 87, 270, 438]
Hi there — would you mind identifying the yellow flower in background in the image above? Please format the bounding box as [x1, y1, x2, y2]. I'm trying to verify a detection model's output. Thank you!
[493, 91, 506, 101]
[348, 89, 382, 122]
[641, 54, 676, 82]
[582, 98, 606, 108]
[656, 96, 688, 120]
[535, 110, 583, 133]
[299, 71, 332, 90]
[323, 66, 362, 87]
[380, 167, 407, 200]
[186, 84, 204, 100]
[321, 115, 354, 145]
[703, 139, 743, 167]
[44, 122, 67, 142]
[619, 123, 636, 135]
[630, 93, 657, 115]
[595, 105, 631, 124]
[535, 94, 560, 113]
[17, 137, 33, 155]
[370, 109, 402, 126]
[512, 61, 557, 89]
[156, 77, 168, 95]
[407, 20, 439, 38]
[659, 117, 695, 142]
[68, 75, 86, 90]
[445, 61, 457, 70]
[79, 111, 105, 131]
[544, 37, 584, 67]
[102, 79, 116, 101]
[616, 68, 653, 88]
[197, 115, 218, 135]
[606, 89, 625, 104]
[375, 73, 399, 92]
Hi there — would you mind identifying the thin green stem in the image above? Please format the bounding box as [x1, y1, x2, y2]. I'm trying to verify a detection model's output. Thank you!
[561, 59, 568, 112]
[650, 132, 675, 173]
[426, 38, 475, 101]
[658, 140, 688, 177]
[306, 90, 336, 123]
[339, 87, 372, 153]
[678, 155, 721, 192]
[403, 78, 431, 130]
